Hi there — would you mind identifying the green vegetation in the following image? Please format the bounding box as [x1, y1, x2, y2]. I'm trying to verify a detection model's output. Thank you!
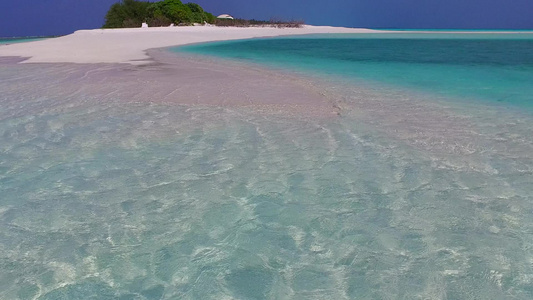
[103, 0, 215, 28]
[102, 0, 303, 28]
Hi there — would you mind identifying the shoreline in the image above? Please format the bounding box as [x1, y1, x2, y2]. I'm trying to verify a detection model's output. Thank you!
[0, 25, 381, 65]
[1, 26, 531, 65]
[0, 46, 344, 119]
[2, 25, 532, 159]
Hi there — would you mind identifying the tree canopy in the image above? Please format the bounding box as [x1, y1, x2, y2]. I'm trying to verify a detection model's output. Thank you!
[103, 0, 216, 28]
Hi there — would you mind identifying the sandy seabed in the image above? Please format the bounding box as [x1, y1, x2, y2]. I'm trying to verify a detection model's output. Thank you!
[1, 26, 532, 299]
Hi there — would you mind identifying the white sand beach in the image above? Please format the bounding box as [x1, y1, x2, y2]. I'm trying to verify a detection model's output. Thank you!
[0, 25, 378, 64]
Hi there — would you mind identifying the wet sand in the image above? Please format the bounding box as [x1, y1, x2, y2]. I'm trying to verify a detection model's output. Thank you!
[0, 47, 342, 122]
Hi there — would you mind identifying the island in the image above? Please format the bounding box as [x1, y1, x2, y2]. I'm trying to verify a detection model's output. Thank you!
[103, 0, 304, 28]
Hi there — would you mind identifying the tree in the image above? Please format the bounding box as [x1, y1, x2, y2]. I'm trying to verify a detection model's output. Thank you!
[204, 12, 216, 24]
[102, 0, 215, 28]
[159, 0, 192, 24]
[186, 3, 205, 23]
[103, 3, 126, 28]
[103, 0, 151, 28]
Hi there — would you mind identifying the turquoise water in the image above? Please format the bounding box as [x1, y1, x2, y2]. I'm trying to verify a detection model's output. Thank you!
[0, 37, 49, 45]
[177, 33, 533, 109]
[1, 34, 533, 299]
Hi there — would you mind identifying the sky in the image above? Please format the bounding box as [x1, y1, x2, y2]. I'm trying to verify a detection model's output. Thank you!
[0, 0, 532, 37]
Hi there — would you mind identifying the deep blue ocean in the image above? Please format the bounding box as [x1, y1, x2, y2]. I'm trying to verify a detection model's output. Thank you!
[177, 33, 533, 109]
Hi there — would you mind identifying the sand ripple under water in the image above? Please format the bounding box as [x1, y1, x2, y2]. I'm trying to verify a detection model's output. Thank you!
[0, 53, 532, 299]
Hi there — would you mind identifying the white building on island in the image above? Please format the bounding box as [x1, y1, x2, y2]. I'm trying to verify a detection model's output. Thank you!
[217, 14, 234, 20]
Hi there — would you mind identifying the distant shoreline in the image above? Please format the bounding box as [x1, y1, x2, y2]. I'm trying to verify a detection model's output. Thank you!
[3, 28, 531, 40]
[0, 37, 52, 44]
[0, 36, 53, 40]
[371, 28, 533, 32]
[1, 25, 531, 65]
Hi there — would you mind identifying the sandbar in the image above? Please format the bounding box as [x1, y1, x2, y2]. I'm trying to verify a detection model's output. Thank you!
[0, 25, 379, 65]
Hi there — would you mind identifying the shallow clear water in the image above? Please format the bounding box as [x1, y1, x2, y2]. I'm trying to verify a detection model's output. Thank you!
[1, 34, 533, 299]
[177, 33, 533, 109]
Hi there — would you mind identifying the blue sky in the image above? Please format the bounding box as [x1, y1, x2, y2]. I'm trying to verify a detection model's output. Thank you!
[1, 0, 532, 37]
